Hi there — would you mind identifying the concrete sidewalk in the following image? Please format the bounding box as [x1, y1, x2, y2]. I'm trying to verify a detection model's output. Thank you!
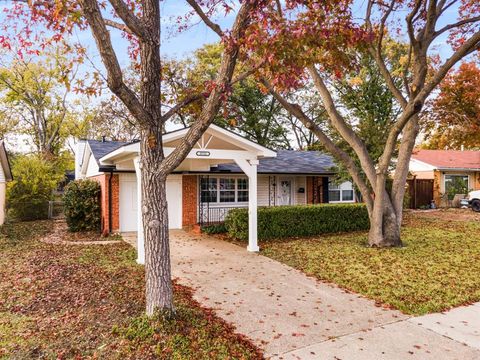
[168, 230, 480, 359]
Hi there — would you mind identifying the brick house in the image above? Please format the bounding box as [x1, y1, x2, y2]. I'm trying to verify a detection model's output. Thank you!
[409, 149, 480, 206]
[76, 124, 355, 263]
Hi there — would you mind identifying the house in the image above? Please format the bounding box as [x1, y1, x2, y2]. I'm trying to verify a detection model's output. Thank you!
[76, 124, 355, 263]
[409, 149, 480, 206]
[0, 141, 12, 225]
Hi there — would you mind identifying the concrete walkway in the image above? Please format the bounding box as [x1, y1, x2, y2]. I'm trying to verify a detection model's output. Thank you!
[167, 230, 480, 359]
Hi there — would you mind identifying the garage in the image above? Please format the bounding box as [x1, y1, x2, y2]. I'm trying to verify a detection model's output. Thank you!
[119, 174, 182, 231]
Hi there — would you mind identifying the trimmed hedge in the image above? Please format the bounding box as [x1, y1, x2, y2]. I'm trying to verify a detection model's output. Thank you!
[224, 204, 369, 241]
[201, 223, 227, 234]
[63, 179, 101, 232]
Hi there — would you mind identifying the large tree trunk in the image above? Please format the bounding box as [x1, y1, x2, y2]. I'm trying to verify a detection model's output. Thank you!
[368, 173, 402, 247]
[369, 117, 420, 248]
[140, 126, 174, 316]
[368, 202, 402, 247]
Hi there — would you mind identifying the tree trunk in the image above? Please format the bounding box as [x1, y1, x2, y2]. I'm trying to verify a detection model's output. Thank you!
[368, 175, 402, 247]
[140, 127, 174, 316]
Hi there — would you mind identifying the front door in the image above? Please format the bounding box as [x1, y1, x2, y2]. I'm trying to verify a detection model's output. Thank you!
[278, 178, 293, 206]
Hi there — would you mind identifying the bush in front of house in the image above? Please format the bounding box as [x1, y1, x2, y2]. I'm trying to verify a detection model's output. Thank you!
[63, 179, 101, 232]
[7, 155, 65, 221]
[224, 204, 370, 241]
[201, 223, 227, 234]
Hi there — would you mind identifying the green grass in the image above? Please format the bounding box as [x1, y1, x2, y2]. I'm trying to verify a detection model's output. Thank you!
[0, 220, 262, 359]
[260, 215, 480, 315]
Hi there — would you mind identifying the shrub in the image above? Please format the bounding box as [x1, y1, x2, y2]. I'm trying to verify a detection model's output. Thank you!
[7, 155, 65, 221]
[225, 204, 369, 241]
[63, 179, 101, 232]
[201, 223, 227, 234]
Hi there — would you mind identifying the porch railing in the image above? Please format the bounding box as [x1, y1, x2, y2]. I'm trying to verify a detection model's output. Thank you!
[198, 204, 247, 226]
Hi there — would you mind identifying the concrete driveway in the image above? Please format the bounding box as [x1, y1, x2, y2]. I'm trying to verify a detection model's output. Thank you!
[168, 230, 480, 359]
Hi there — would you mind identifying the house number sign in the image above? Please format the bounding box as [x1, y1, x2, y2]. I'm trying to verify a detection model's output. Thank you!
[196, 151, 211, 157]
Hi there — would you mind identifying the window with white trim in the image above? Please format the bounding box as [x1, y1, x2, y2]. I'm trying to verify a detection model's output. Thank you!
[200, 177, 248, 204]
[328, 181, 355, 203]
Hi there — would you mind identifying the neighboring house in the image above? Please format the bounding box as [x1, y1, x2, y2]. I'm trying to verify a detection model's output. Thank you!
[75, 124, 355, 263]
[409, 149, 480, 206]
[0, 141, 12, 225]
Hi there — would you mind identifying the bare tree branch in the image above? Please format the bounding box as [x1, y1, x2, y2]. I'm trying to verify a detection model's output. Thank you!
[104, 19, 133, 34]
[434, 16, 480, 38]
[186, 0, 224, 38]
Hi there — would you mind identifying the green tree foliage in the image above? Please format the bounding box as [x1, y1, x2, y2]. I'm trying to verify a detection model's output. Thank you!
[7, 155, 66, 221]
[165, 43, 292, 149]
[0, 45, 79, 158]
[63, 179, 101, 232]
[310, 47, 404, 186]
[219, 82, 291, 149]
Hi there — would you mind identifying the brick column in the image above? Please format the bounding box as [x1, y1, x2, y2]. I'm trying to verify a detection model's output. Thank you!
[90, 173, 119, 235]
[433, 170, 442, 207]
[182, 175, 198, 227]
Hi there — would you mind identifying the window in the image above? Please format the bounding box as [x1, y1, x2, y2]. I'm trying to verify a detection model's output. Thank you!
[200, 177, 248, 204]
[342, 190, 354, 201]
[328, 184, 341, 202]
[237, 178, 249, 202]
[444, 175, 469, 199]
[328, 182, 355, 203]
[201, 178, 217, 203]
[219, 178, 235, 202]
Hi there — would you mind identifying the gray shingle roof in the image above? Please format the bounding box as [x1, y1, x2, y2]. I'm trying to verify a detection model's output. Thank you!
[87, 139, 128, 165]
[213, 150, 336, 174]
[87, 140, 337, 175]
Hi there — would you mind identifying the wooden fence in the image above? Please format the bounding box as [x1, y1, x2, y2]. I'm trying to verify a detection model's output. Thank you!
[406, 178, 434, 209]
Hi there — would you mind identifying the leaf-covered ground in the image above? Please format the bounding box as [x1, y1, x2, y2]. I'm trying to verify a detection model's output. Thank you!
[260, 211, 480, 315]
[0, 220, 262, 359]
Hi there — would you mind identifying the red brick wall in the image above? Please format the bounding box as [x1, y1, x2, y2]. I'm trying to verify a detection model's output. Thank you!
[306, 176, 324, 204]
[89, 173, 119, 235]
[306, 176, 313, 204]
[182, 175, 197, 227]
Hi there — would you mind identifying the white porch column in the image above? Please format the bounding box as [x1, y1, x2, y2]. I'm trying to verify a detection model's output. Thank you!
[248, 160, 259, 252]
[234, 158, 259, 252]
[133, 156, 145, 264]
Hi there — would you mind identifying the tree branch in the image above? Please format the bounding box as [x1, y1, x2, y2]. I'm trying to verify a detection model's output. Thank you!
[104, 19, 133, 34]
[108, 0, 148, 39]
[262, 78, 374, 215]
[186, 0, 224, 37]
[307, 65, 378, 187]
[434, 16, 480, 38]
[80, 0, 152, 126]
[161, 64, 262, 122]
[160, 1, 253, 174]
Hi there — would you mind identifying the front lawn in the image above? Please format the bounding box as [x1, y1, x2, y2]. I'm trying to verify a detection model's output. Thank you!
[0, 221, 262, 359]
[260, 212, 480, 315]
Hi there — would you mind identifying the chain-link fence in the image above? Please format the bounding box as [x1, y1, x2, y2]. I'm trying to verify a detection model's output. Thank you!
[48, 201, 64, 219]
[6, 200, 64, 222]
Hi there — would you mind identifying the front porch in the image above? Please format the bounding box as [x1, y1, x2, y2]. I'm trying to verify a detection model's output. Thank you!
[196, 174, 332, 226]
[98, 125, 277, 264]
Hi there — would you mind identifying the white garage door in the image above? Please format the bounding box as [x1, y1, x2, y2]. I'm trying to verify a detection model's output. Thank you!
[119, 174, 182, 231]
